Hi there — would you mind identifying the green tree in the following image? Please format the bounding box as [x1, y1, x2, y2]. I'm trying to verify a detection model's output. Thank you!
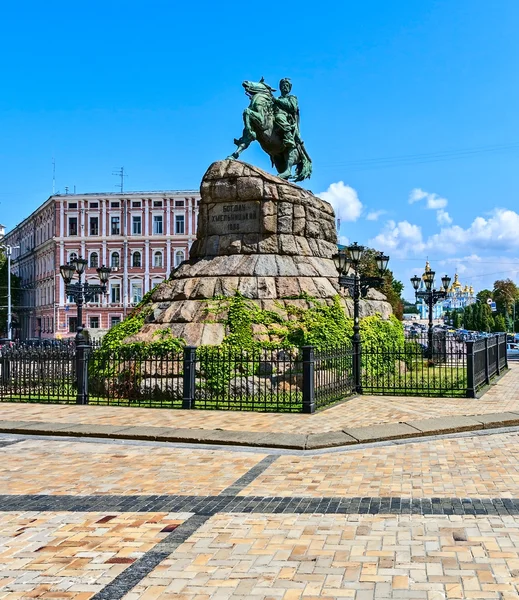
[493, 313, 507, 333]
[476, 289, 493, 304]
[358, 248, 404, 320]
[493, 279, 519, 316]
[463, 304, 474, 330]
[452, 311, 461, 329]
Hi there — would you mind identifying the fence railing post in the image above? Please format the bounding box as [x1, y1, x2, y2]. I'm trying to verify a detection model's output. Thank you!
[466, 340, 476, 398]
[302, 345, 315, 414]
[505, 334, 509, 369]
[484, 337, 490, 385]
[496, 334, 501, 376]
[75, 330, 90, 405]
[182, 346, 196, 409]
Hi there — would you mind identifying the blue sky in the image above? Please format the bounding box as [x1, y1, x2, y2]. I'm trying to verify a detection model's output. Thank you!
[2, 0, 519, 298]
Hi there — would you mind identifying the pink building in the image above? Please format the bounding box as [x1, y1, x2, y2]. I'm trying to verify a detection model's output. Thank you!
[4, 191, 200, 340]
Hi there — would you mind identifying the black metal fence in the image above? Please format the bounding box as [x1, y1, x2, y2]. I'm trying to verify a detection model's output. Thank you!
[362, 332, 469, 397]
[0, 333, 508, 411]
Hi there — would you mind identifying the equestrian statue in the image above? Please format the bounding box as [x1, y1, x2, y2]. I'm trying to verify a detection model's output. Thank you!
[227, 78, 312, 182]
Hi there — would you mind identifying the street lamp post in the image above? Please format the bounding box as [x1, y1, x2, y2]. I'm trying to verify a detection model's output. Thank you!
[410, 270, 451, 359]
[334, 243, 390, 393]
[59, 257, 111, 404]
[0, 244, 20, 341]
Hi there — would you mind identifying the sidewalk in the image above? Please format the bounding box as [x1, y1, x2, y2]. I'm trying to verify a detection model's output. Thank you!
[0, 363, 517, 450]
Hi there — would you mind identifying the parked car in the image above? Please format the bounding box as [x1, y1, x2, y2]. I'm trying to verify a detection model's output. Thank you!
[507, 343, 519, 358]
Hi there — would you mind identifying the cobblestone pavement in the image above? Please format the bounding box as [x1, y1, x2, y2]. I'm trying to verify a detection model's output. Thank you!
[3, 430, 519, 598]
[0, 363, 516, 435]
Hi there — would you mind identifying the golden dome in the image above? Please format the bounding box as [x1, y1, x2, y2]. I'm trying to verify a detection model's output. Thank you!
[451, 273, 462, 289]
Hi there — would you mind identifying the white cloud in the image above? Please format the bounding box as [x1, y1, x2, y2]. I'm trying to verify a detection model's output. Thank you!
[409, 187, 448, 209]
[318, 181, 363, 222]
[366, 210, 386, 221]
[427, 209, 519, 254]
[370, 208, 519, 261]
[369, 219, 424, 257]
[338, 235, 349, 246]
[436, 209, 453, 226]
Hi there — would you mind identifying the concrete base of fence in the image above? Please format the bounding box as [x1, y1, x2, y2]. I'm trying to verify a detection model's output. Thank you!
[4, 411, 519, 450]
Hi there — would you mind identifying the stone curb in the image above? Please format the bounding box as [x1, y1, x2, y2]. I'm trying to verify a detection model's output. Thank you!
[2, 411, 519, 450]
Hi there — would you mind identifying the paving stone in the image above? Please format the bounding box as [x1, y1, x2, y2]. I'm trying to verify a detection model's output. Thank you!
[255, 432, 307, 449]
[343, 422, 421, 442]
[405, 416, 482, 435]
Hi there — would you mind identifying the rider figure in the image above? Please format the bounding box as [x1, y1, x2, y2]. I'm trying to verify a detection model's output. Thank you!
[273, 78, 299, 150]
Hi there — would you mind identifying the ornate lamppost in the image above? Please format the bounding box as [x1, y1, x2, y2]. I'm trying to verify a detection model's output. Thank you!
[334, 243, 390, 393]
[59, 257, 111, 404]
[410, 269, 451, 358]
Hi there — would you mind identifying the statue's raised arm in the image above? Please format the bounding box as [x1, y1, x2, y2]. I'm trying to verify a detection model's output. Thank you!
[227, 77, 312, 182]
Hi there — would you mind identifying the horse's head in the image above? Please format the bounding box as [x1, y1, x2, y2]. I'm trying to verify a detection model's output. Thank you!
[242, 78, 276, 98]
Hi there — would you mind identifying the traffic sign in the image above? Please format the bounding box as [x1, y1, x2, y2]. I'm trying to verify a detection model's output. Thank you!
[486, 298, 493, 305]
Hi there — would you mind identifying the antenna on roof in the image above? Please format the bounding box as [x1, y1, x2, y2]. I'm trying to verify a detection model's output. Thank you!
[112, 167, 127, 193]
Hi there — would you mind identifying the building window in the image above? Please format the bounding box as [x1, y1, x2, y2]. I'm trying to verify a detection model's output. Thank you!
[111, 201, 120, 208]
[132, 251, 141, 268]
[68, 317, 78, 333]
[111, 252, 120, 268]
[68, 217, 78, 236]
[69, 252, 78, 263]
[90, 252, 99, 268]
[153, 200, 163, 208]
[132, 201, 141, 208]
[153, 251, 163, 268]
[90, 202, 99, 209]
[89, 216, 99, 236]
[132, 215, 142, 235]
[152, 279, 162, 289]
[89, 316, 99, 329]
[110, 316, 121, 327]
[175, 215, 185, 234]
[175, 200, 184, 207]
[131, 283, 142, 304]
[153, 215, 163, 234]
[110, 283, 121, 303]
[111, 216, 120, 235]
[68, 202, 77, 209]
[175, 250, 185, 267]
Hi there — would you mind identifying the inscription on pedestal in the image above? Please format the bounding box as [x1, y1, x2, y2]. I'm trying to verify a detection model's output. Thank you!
[207, 201, 260, 235]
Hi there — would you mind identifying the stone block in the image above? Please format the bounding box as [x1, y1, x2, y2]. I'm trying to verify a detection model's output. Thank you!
[298, 277, 321, 297]
[305, 431, 357, 449]
[236, 176, 264, 200]
[305, 219, 321, 239]
[279, 234, 298, 255]
[405, 416, 482, 435]
[292, 217, 306, 235]
[203, 161, 227, 180]
[215, 277, 240, 297]
[212, 179, 237, 201]
[278, 215, 293, 234]
[275, 255, 299, 276]
[192, 277, 217, 299]
[263, 183, 279, 200]
[241, 233, 259, 253]
[473, 412, 519, 429]
[254, 432, 307, 449]
[262, 215, 278, 234]
[343, 423, 422, 443]
[261, 200, 277, 216]
[258, 235, 279, 254]
[276, 277, 301, 298]
[257, 277, 277, 298]
[200, 323, 226, 345]
[224, 161, 245, 177]
[237, 276, 258, 298]
[254, 255, 279, 276]
[205, 235, 220, 256]
[295, 237, 313, 257]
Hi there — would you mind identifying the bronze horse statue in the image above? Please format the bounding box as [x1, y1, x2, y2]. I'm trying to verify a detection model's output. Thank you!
[227, 78, 312, 182]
